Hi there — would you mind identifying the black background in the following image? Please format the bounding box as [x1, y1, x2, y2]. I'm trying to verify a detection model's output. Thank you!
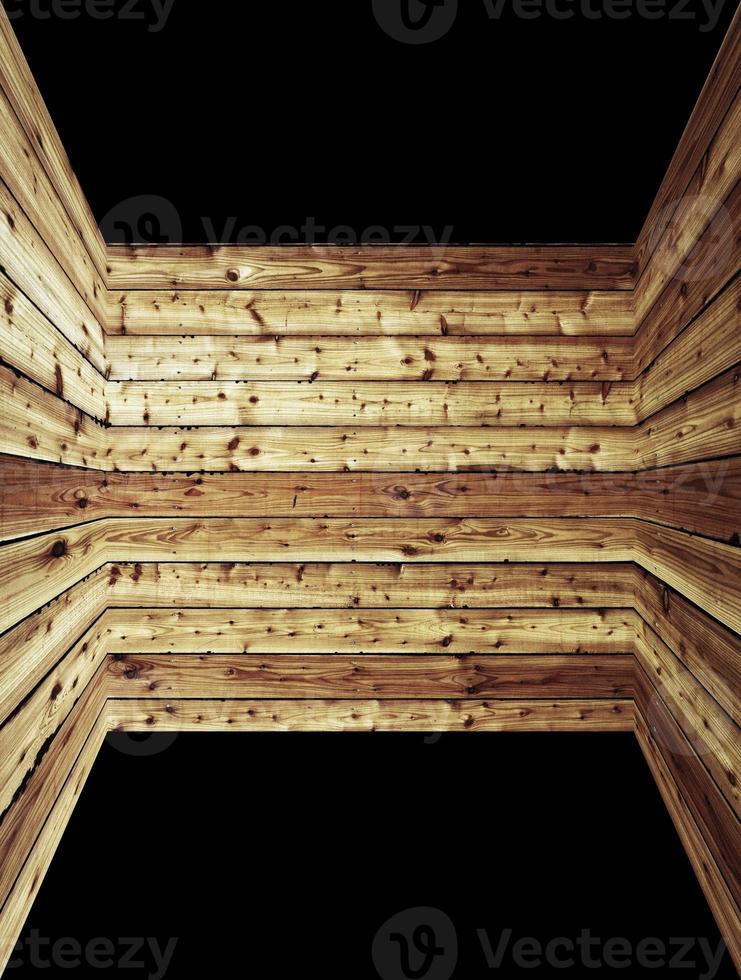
[14, 733, 737, 977]
[5, 2, 739, 976]
[5, 0, 738, 242]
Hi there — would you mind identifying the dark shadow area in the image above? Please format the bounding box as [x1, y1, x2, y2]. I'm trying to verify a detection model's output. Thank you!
[13, 732, 735, 977]
[6, 0, 737, 242]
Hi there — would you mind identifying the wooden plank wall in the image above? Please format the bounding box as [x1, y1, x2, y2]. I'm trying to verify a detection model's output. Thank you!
[0, 4, 739, 972]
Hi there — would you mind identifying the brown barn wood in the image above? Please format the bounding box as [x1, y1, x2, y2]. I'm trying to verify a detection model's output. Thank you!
[0, 6, 739, 968]
[106, 288, 635, 337]
[3, 457, 737, 544]
[105, 697, 635, 733]
[105, 245, 637, 291]
[104, 333, 635, 383]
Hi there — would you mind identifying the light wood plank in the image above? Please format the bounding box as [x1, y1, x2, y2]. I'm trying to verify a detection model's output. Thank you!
[0, 6, 107, 281]
[107, 289, 634, 336]
[103, 607, 635, 655]
[105, 334, 634, 382]
[105, 653, 634, 700]
[0, 274, 107, 420]
[102, 561, 639, 610]
[635, 94, 740, 325]
[105, 245, 636, 291]
[0, 364, 106, 468]
[636, 6, 741, 278]
[0, 83, 107, 327]
[106, 697, 634, 733]
[0, 179, 107, 373]
[107, 379, 638, 427]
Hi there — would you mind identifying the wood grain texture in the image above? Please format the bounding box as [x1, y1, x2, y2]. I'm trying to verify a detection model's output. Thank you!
[0, 275, 107, 421]
[0, 364, 105, 468]
[635, 6, 740, 278]
[107, 379, 639, 427]
[105, 697, 635, 733]
[107, 288, 634, 336]
[100, 561, 639, 610]
[0, 620, 107, 816]
[105, 653, 635, 700]
[0, 6, 106, 281]
[105, 245, 637, 291]
[634, 93, 740, 325]
[105, 334, 634, 382]
[634, 567, 741, 722]
[0, 673, 107, 976]
[102, 607, 635, 655]
[0, 180, 107, 374]
[0, 83, 107, 328]
[634, 685, 741, 968]
[0, 571, 107, 725]
[2, 517, 640, 631]
[634, 623, 739, 816]
[4, 457, 737, 543]
[634, 181, 740, 375]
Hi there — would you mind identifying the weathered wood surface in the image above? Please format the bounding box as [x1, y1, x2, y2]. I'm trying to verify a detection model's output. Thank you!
[107, 379, 639, 427]
[634, 568, 741, 722]
[106, 288, 634, 336]
[4, 457, 737, 544]
[100, 561, 639, 609]
[635, 7, 740, 276]
[105, 334, 634, 382]
[0, 180, 107, 374]
[102, 607, 635, 655]
[105, 245, 637, 291]
[635, 709, 741, 971]
[0, 6, 107, 281]
[634, 623, 739, 816]
[0, 83, 108, 328]
[105, 653, 634, 700]
[0, 571, 107, 725]
[105, 697, 634, 733]
[1, 275, 107, 421]
[0, 673, 107, 977]
[634, 93, 740, 325]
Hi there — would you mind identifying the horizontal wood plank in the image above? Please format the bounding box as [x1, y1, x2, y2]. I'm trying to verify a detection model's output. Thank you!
[105, 245, 637, 291]
[105, 334, 635, 382]
[4, 458, 736, 543]
[106, 289, 635, 336]
[107, 379, 639, 427]
[103, 607, 635, 655]
[106, 697, 634, 732]
[105, 653, 635, 699]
